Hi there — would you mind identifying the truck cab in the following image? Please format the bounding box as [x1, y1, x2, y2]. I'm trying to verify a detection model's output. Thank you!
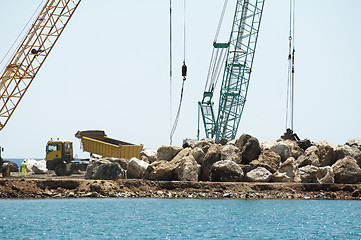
[45, 140, 73, 175]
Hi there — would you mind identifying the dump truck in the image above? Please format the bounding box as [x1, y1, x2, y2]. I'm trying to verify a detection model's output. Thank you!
[45, 140, 88, 176]
[75, 130, 143, 159]
[45, 130, 143, 176]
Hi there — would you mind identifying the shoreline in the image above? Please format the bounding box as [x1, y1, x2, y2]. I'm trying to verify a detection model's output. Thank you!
[1, 174, 360, 200]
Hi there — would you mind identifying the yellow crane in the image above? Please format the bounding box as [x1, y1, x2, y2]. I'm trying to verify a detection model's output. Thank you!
[0, 0, 81, 131]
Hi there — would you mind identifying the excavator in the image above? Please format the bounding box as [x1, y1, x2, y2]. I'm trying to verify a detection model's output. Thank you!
[198, 0, 265, 143]
[0, 0, 81, 175]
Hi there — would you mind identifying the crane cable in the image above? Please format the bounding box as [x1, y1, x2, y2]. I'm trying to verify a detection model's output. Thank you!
[285, 0, 296, 130]
[204, 0, 229, 94]
[0, 0, 45, 73]
[169, 0, 173, 144]
[170, 0, 187, 144]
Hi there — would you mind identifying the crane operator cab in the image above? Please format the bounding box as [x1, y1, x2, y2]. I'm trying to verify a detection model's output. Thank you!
[45, 140, 73, 176]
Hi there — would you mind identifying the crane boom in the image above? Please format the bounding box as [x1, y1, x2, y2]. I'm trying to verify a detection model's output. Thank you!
[0, 0, 81, 131]
[199, 0, 265, 142]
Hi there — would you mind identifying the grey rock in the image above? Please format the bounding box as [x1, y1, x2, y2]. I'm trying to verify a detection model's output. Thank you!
[105, 157, 129, 170]
[220, 144, 242, 164]
[144, 160, 176, 181]
[317, 143, 336, 167]
[332, 156, 361, 184]
[284, 140, 304, 159]
[190, 147, 204, 165]
[156, 145, 183, 161]
[257, 148, 281, 173]
[296, 155, 312, 168]
[235, 134, 261, 164]
[174, 156, 199, 181]
[127, 157, 149, 179]
[245, 167, 272, 182]
[272, 157, 300, 183]
[335, 145, 361, 168]
[200, 144, 222, 181]
[317, 166, 334, 183]
[262, 141, 290, 162]
[299, 165, 319, 183]
[297, 138, 312, 151]
[210, 160, 243, 182]
[345, 138, 361, 150]
[140, 148, 157, 163]
[90, 163, 125, 180]
[304, 146, 320, 167]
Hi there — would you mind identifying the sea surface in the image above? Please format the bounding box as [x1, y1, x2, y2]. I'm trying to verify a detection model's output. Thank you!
[3, 158, 42, 169]
[0, 198, 360, 239]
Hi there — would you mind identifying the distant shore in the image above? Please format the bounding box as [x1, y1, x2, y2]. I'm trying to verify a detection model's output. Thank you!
[0, 172, 360, 200]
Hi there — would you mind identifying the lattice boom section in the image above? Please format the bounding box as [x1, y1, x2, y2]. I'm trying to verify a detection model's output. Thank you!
[215, 0, 265, 142]
[0, 0, 81, 130]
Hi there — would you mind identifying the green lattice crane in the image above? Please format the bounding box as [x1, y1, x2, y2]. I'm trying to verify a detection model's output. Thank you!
[198, 0, 265, 142]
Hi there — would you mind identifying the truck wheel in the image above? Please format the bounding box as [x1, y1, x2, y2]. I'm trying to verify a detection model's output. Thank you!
[65, 169, 73, 176]
[54, 164, 66, 176]
[2, 163, 11, 177]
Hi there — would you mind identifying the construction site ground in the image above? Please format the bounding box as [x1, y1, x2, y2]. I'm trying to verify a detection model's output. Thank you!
[1, 171, 361, 200]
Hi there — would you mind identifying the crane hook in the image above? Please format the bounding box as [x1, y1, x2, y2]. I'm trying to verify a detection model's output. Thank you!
[182, 61, 187, 81]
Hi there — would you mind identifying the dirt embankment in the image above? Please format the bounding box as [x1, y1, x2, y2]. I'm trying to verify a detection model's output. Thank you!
[1, 173, 360, 200]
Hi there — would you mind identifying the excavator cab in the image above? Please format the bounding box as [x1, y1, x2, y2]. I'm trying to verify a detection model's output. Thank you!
[45, 140, 73, 175]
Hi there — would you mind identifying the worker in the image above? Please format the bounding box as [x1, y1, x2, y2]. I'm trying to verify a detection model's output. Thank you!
[20, 160, 27, 177]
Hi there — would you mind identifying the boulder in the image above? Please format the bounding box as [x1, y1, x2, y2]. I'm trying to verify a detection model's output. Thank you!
[345, 138, 361, 150]
[334, 145, 361, 167]
[245, 167, 272, 182]
[218, 138, 228, 145]
[172, 148, 192, 163]
[210, 160, 243, 182]
[174, 156, 199, 181]
[304, 146, 320, 167]
[257, 148, 281, 173]
[317, 166, 335, 184]
[31, 160, 48, 174]
[332, 156, 361, 184]
[105, 157, 129, 170]
[191, 147, 204, 165]
[299, 165, 319, 183]
[297, 139, 312, 151]
[235, 134, 261, 163]
[3, 161, 18, 172]
[200, 144, 222, 181]
[284, 140, 304, 159]
[272, 157, 301, 182]
[144, 154, 200, 181]
[156, 145, 183, 161]
[140, 148, 157, 163]
[296, 155, 312, 168]
[127, 157, 149, 179]
[183, 139, 214, 154]
[316, 143, 336, 167]
[144, 160, 176, 181]
[220, 144, 241, 163]
[85, 159, 126, 180]
[249, 160, 274, 174]
[262, 141, 290, 162]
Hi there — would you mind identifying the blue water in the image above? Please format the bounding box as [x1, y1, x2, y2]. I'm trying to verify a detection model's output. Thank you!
[3, 158, 42, 170]
[0, 199, 360, 239]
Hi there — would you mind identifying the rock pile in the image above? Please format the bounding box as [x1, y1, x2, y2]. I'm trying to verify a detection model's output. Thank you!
[86, 134, 361, 184]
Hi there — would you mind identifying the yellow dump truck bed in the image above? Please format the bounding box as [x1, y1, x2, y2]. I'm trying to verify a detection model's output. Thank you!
[75, 130, 143, 159]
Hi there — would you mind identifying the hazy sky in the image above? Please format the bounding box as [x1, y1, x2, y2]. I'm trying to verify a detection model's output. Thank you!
[0, 0, 360, 158]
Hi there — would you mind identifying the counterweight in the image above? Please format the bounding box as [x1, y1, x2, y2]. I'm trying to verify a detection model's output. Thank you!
[0, 0, 81, 131]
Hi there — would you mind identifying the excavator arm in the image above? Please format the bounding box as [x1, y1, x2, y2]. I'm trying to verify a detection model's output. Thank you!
[0, 0, 81, 131]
